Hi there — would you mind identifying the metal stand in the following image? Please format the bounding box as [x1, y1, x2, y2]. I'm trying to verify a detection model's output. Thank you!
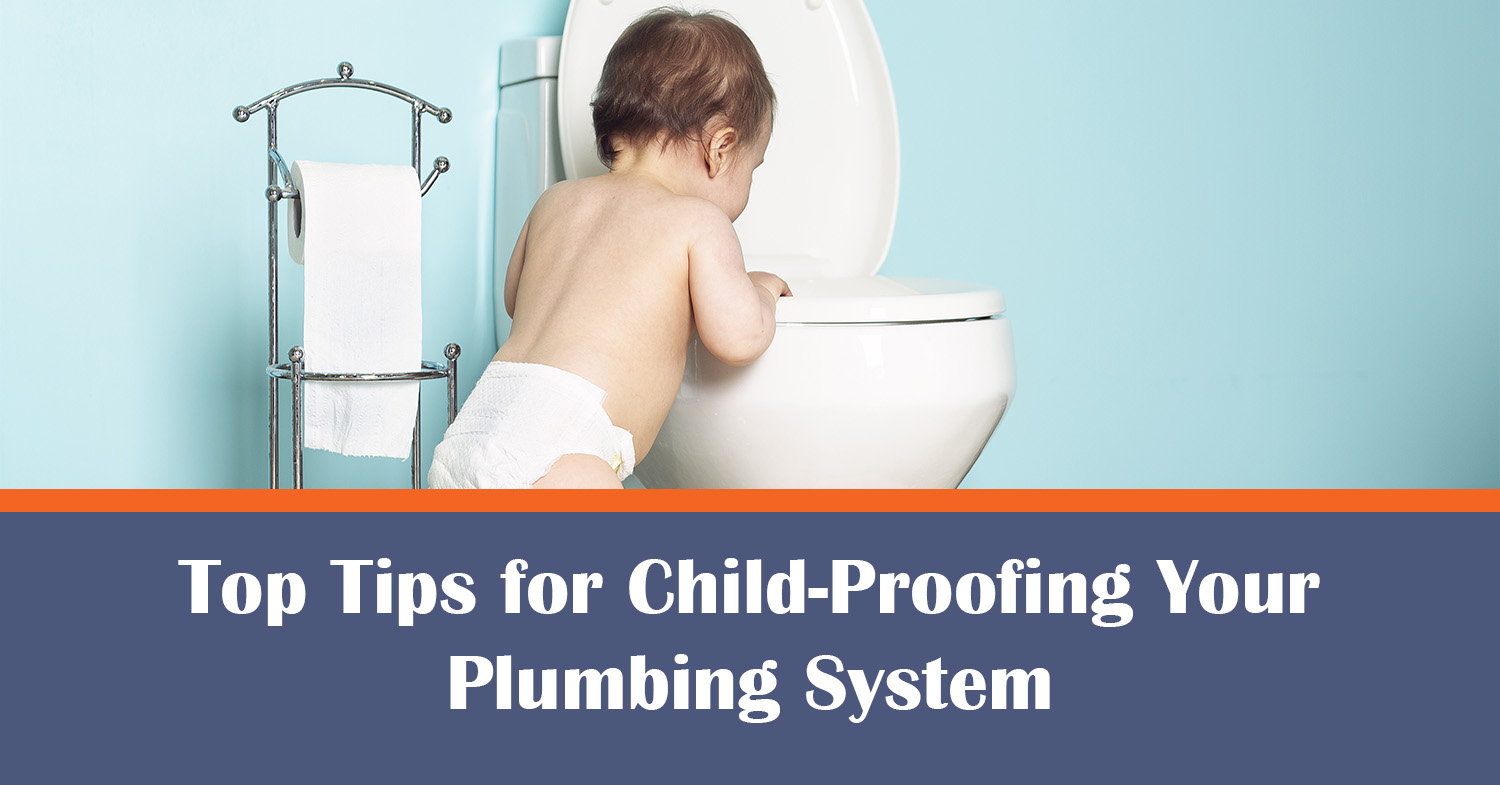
[235, 62, 461, 489]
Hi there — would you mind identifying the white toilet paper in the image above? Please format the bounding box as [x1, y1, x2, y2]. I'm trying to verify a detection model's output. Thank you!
[288, 160, 422, 459]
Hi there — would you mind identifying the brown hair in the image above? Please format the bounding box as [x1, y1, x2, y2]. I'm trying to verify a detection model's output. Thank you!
[591, 7, 776, 168]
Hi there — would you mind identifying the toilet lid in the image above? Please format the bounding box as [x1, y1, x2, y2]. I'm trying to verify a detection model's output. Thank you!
[773, 276, 1006, 324]
[559, 0, 900, 279]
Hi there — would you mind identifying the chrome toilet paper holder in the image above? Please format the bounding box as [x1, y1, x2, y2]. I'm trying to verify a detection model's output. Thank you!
[234, 62, 461, 489]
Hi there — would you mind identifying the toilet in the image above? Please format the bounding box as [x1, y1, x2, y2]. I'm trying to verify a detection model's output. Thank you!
[495, 0, 1016, 488]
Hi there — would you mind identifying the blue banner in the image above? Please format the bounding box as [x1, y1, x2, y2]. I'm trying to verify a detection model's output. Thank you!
[4, 513, 1491, 781]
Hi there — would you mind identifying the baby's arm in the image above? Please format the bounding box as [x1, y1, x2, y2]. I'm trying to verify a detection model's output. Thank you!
[687, 207, 789, 366]
[502, 216, 530, 318]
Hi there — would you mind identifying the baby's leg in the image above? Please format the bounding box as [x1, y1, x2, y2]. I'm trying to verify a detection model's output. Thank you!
[531, 454, 624, 489]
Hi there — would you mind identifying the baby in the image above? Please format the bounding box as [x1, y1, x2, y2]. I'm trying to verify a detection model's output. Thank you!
[429, 8, 789, 489]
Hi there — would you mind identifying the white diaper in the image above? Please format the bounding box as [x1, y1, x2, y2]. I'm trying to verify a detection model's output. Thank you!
[428, 361, 636, 488]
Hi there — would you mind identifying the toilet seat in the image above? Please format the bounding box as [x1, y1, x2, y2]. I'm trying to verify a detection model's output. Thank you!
[774, 275, 1007, 324]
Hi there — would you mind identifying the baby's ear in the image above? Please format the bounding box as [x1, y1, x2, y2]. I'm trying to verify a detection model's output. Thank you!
[705, 125, 740, 178]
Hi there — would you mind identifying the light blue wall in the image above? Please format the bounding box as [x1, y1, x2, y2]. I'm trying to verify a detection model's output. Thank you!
[869, 0, 1499, 487]
[1, 1, 1495, 488]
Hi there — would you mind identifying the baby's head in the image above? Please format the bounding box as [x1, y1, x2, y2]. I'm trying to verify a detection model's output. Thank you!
[592, 8, 775, 214]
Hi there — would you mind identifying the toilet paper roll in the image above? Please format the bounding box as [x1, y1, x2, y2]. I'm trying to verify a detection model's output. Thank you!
[288, 160, 422, 460]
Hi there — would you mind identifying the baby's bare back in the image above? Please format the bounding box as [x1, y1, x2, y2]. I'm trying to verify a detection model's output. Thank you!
[495, 176, 701, 461]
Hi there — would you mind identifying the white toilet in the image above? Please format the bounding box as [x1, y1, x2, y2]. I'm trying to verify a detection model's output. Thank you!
[495, 0, 1016, 488]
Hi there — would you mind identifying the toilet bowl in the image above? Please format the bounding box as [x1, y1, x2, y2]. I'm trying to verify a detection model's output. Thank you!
[646, 277, 1014, 488]
[496, 0, 1016, 488]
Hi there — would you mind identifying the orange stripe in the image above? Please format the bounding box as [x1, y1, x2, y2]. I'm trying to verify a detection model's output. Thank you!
[0, 489, 1497, 513]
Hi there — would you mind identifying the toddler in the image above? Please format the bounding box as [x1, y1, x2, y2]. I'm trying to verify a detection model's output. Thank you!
[429, 8, 790, 489]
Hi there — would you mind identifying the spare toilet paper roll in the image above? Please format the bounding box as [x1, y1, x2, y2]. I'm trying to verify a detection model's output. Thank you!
[288, 160, 422, 460]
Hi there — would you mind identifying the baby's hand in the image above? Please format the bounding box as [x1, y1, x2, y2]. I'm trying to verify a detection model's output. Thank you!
[748, 271, 793, 298]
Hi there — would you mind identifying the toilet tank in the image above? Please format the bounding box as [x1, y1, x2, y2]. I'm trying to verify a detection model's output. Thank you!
[494, 36, 564, 347]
